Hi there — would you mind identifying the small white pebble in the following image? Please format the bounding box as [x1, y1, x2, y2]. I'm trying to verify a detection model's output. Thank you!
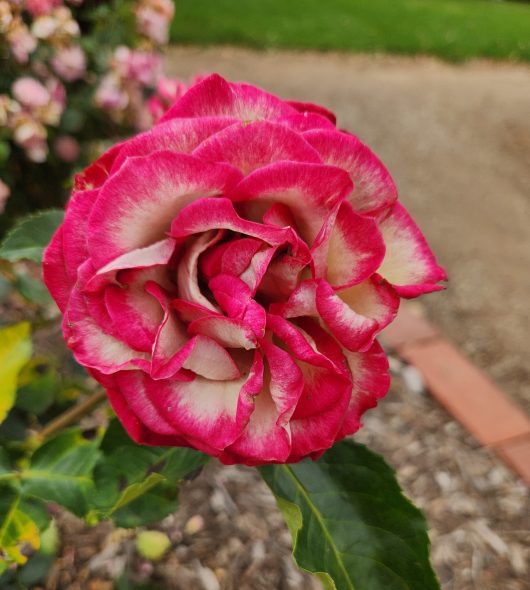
[402, 365, 426, 395]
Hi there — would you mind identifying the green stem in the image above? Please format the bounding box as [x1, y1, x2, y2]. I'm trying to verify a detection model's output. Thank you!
[37, 389, 107, 442]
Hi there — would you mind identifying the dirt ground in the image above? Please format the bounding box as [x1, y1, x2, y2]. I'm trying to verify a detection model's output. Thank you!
[166, 47, 530, 412]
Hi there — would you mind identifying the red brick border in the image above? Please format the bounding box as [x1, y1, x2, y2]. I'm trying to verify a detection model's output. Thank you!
[381, 304, 530, 486]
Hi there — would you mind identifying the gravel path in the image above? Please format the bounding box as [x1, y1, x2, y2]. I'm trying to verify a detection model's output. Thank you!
[166, 47, 530, 413]
[50, 364, 530, 590]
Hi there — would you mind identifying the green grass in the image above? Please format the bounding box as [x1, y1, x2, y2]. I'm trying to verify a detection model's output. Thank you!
[171, 0, 530, 61]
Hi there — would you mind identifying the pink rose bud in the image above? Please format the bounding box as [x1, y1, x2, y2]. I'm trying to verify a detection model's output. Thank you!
[54, 135, 80, 162]
[12, 77, 50, 109]
[113, 46, 162, 87]
[7, 22, 37, 63]
[136, 7, 170, 44]
[43, 75, 446, 465]
[94, 75, 129, 111]
[0, 178, 10, 214]
[51, 45, 86, 81]
[25, 0, 62, 17]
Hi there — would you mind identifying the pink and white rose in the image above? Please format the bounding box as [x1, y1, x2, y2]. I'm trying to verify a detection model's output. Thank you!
[51, 44, 86, 81]
[43, 75, 446, 465]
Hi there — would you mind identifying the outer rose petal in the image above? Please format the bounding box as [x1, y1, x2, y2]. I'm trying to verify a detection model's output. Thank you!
[63, 288, 150, 374]
[377, 203, 447, 297]
[95, 370, 191, 447]
[73, 142, 125, 191]
[162, 74, 297, 122]
[42, 226, 72, 312]
[143, 351, 265, 454]
[274, 112, 336, 132]
[193, 120, 322, 173]
[87, 152, 242, 267]
[316, 280, 380, 352]
[312, 201, 386, 288]
[338, 275, 400, 333]
[61, 188, 99, 283]
[304, 129, 398, 214]
[110, 116, 238, 174]
[338, 341, 390, 438]
[286, 100, 337, 125]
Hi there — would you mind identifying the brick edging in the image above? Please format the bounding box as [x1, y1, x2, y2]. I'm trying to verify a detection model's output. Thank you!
[380, 304, 530, 486]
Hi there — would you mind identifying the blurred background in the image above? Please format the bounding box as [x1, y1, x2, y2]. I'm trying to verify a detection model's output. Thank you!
[1, 0, 529, 589]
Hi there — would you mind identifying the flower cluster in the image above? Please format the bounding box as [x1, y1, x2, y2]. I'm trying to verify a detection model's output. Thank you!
[44, 75, 446, 466]
[0, 0, 175, 214]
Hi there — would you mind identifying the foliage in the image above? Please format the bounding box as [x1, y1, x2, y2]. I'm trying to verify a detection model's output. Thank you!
[0, 209, 64, 262]
[0, 323, 32, 425]
[261, 440, 440, 590]
[0, 0, 175, 231]
[171, 0, 530, 62]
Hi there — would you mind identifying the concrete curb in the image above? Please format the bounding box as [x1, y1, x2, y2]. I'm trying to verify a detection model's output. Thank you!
[381, 304, 530, 486]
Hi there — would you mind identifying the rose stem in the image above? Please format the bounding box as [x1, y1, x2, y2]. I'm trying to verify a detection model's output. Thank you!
[38, 389, 107, 441]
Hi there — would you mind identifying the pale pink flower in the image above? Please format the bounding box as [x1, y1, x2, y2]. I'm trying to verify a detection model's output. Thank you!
[12, 77, 50, 109]
[0, 179, 10, 214]
[7, 20, 37, 63]
[12, 115, 48, 162]
[51, 45, 86, 81]
[44, 74, 446, 465]
[94, 74, 129, 112]
[113, 46, 162, 87]
[32, 6, 78, 40]
[136, 0, 174, 43]
[25, 0, 62, 17]
[54, 135, 80, 162]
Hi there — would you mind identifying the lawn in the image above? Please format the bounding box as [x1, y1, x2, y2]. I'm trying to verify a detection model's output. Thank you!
[171, 0, 530, 61]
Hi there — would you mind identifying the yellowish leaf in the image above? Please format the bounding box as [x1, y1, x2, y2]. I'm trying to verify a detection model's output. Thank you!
[0, 322, 32, 424]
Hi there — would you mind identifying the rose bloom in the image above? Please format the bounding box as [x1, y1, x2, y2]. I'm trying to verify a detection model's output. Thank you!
[12, 76, 50, 109]
[43, 75, 446, 465]
[54, 134, 80, 162]
[113, 46, 162, 87]
[6, 19, 37, 63]
[25, 0, 62, 17]
[136, 0, 174, 45]
[51, 44, 86, 81]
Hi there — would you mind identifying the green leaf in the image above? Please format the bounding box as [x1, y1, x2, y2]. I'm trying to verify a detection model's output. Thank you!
[0, 209, 64, 263]
[0, 323, 32, 424]
[15, 359, 60, 416]
[90, 418, 209, 527]
[13, 273, 53, 306]
[21, 429, 101, 516]
[0, 487, 40, 571]
[260, 440, 440, 590]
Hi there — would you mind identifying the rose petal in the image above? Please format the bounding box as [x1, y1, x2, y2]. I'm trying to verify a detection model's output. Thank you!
[110, 116, 238, 173]
[88, 152, 242, 267]
[377, 203, 447, 297]
[338, 341, 390, 437]
[304, 129, 398, 214]
[230, 161, 353, 244]
[193, 120, 322, 173]
[162, 74, 297, 122]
